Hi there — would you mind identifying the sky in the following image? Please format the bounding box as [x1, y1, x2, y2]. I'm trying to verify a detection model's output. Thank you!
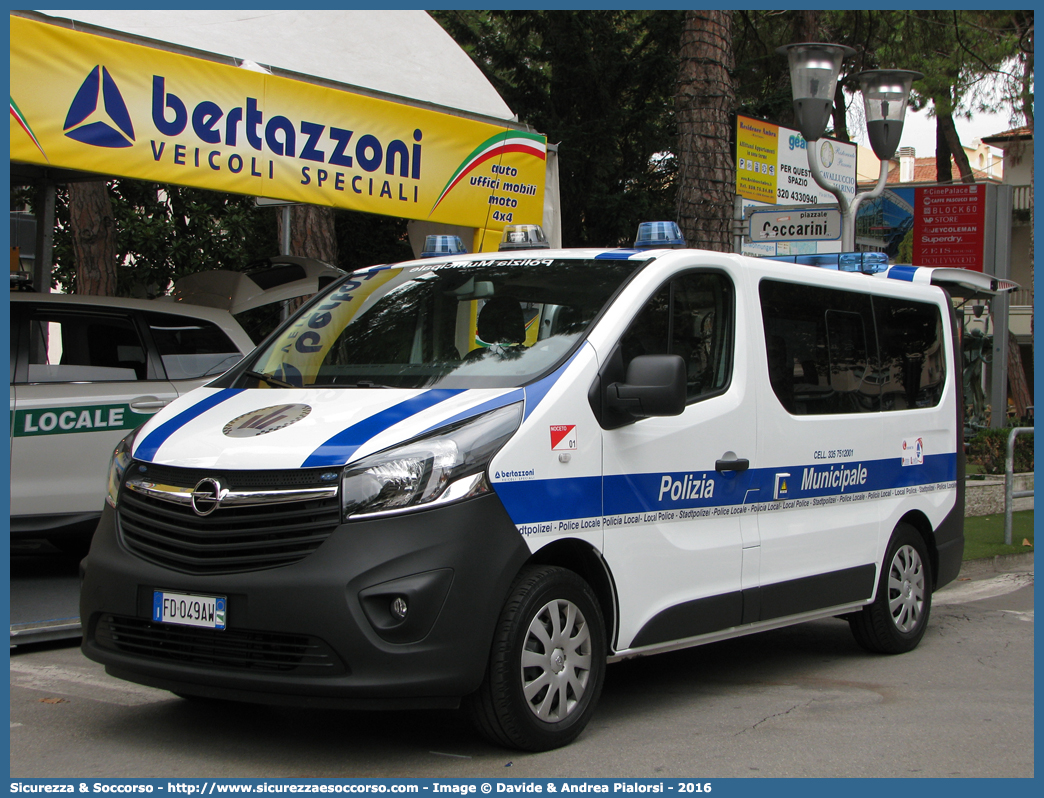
[856, 105, 1018, 157]
[842, 67, 1026, 157]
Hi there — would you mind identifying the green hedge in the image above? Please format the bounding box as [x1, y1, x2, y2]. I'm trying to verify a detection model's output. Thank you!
[967, 428, 1034, 475]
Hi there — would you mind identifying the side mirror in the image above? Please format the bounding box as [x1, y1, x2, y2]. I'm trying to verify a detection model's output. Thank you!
[606, 354, 686, 418]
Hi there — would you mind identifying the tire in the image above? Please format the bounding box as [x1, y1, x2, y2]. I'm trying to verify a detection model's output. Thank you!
[465, 565, 607, 751]
[849, 523, 933, 654]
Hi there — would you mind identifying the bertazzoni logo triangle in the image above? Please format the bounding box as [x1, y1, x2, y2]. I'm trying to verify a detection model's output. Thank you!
[64, 65, 135, 148]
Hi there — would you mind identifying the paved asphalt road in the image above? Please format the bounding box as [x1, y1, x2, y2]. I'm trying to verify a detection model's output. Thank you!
[10, 556, 1033, 779]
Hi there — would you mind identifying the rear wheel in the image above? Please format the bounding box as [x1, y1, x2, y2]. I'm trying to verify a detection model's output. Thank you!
[849, 523, 932, 654]
[465, 565, 606, 751]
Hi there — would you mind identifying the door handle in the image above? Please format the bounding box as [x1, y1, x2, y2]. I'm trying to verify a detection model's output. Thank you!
[715, 457, 750, 473]
[130, 397, 171, 411]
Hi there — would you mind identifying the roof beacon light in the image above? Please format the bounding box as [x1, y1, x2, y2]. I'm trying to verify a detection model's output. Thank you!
[421, 235, 468, 258]
[634, 221, 686, 250]
[498, 224, 550, 251]
[766, 251, 888, 275]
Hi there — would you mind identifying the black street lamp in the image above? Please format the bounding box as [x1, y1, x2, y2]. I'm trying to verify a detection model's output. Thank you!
[858, 69, 924, 161]
[776, 43, 855, 142]
[778, 44, 921, 250]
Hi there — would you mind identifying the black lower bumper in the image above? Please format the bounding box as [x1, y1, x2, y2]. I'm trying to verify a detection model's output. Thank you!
[932, 492, 965, 590]
[11, 512, 100, 552]
[80, 494, 531, 708]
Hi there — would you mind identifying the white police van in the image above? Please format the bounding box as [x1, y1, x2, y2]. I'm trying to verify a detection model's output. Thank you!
[80, 245, 1012, 750]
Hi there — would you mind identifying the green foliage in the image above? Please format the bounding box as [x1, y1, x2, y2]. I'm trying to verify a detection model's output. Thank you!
[967, 428, 1034, 475]
[333, 210, 413, 271]
[15, 180, 418, 297]
[18, 180, 277, 297]
[897, 228, 914, 264]
[871, 11, 1029, 121]
[432, 10, 682, 247]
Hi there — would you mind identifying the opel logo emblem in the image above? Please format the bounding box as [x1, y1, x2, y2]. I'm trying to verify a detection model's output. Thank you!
[190, 478, 225, 516]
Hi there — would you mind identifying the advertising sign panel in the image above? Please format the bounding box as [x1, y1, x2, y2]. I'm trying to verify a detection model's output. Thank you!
[735, 115, 856, 257]
[735, 117, 778, 204]
[10, 16, 546, 248]
[855, 185, 990, 270]
[913, 184, 987, 270]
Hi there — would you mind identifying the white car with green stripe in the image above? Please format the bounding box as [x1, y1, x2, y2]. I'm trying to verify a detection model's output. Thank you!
[10, 292, 255, 552]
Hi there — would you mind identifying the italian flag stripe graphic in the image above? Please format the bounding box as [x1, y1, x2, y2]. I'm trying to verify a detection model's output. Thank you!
[10, 97, 47, 160]
[429, 130, 545, 215]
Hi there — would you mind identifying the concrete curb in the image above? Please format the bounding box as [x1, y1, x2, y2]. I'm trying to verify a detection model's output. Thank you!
[957, 551, 1034, 579]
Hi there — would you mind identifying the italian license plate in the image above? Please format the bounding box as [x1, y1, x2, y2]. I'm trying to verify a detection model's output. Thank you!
[153, 590, 226, 630]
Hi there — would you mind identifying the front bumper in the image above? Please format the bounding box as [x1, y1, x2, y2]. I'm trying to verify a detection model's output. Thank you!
[80, 494, 531, 709]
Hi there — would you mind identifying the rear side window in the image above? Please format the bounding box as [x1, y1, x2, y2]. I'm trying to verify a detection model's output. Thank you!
[22, 310, 147, 383]
[759, 279, 945, 415]
[874, 296, 947, 410]
[144, 312, 243, 380]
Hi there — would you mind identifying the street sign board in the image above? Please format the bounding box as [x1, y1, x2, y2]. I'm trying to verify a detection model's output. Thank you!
[746, 204, 842, 243]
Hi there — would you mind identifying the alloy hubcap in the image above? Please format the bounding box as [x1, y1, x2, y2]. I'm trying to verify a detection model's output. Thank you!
[520, 598, 592, 723]
[888, 544, 926, 633]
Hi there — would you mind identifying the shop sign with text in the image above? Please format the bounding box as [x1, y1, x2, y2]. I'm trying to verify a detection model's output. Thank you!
[913, 184, 986, 270]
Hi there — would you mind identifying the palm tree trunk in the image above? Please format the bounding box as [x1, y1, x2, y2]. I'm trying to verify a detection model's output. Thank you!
[675, 10, 736, 252]
[277, 204, 338, 264]
[68, 180, 118, 295]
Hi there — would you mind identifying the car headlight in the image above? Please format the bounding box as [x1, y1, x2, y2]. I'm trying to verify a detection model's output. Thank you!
[341, 402, 523, 519]
[106, 427, 141, 508]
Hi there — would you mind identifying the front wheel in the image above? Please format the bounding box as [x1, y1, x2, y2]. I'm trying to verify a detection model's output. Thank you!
[849, 523, 932, 654]
[465, 565, 606, 751]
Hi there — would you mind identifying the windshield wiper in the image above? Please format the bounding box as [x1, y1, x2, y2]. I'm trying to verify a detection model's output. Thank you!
[339, 379, 389, 388]
[244, 370, 296, 388]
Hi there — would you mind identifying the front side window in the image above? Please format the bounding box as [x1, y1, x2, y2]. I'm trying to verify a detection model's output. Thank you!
[620, 271, 734, 402]
[22, 310, 147, 383]
[242, 258, 644, 390]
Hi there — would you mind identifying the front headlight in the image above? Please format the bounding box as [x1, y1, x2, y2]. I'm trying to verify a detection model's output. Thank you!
[105, 427, 141, 508]
[341, 402, 523, 519]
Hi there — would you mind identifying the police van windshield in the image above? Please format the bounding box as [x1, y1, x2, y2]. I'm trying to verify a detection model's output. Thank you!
[238, 257, 643, 390]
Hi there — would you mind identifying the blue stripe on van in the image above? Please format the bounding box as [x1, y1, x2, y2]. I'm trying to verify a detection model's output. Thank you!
[491, 453, 957, 526]
[396, 345, 586, 445]
[522, 346, 585, 421]
[492, 475, 603, 525]
[603, 469, 752, 516]
[419, 390, 525, 436]
[302, 389, 463, 467]
[134, 389, 244, 462]
[886, 265, 919, 282]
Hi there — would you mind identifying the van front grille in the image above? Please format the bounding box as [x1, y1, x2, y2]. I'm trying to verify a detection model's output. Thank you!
[117, 464, 341, 575]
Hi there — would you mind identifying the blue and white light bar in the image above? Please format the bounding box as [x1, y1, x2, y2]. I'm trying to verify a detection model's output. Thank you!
[767, 251, 888, 274]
